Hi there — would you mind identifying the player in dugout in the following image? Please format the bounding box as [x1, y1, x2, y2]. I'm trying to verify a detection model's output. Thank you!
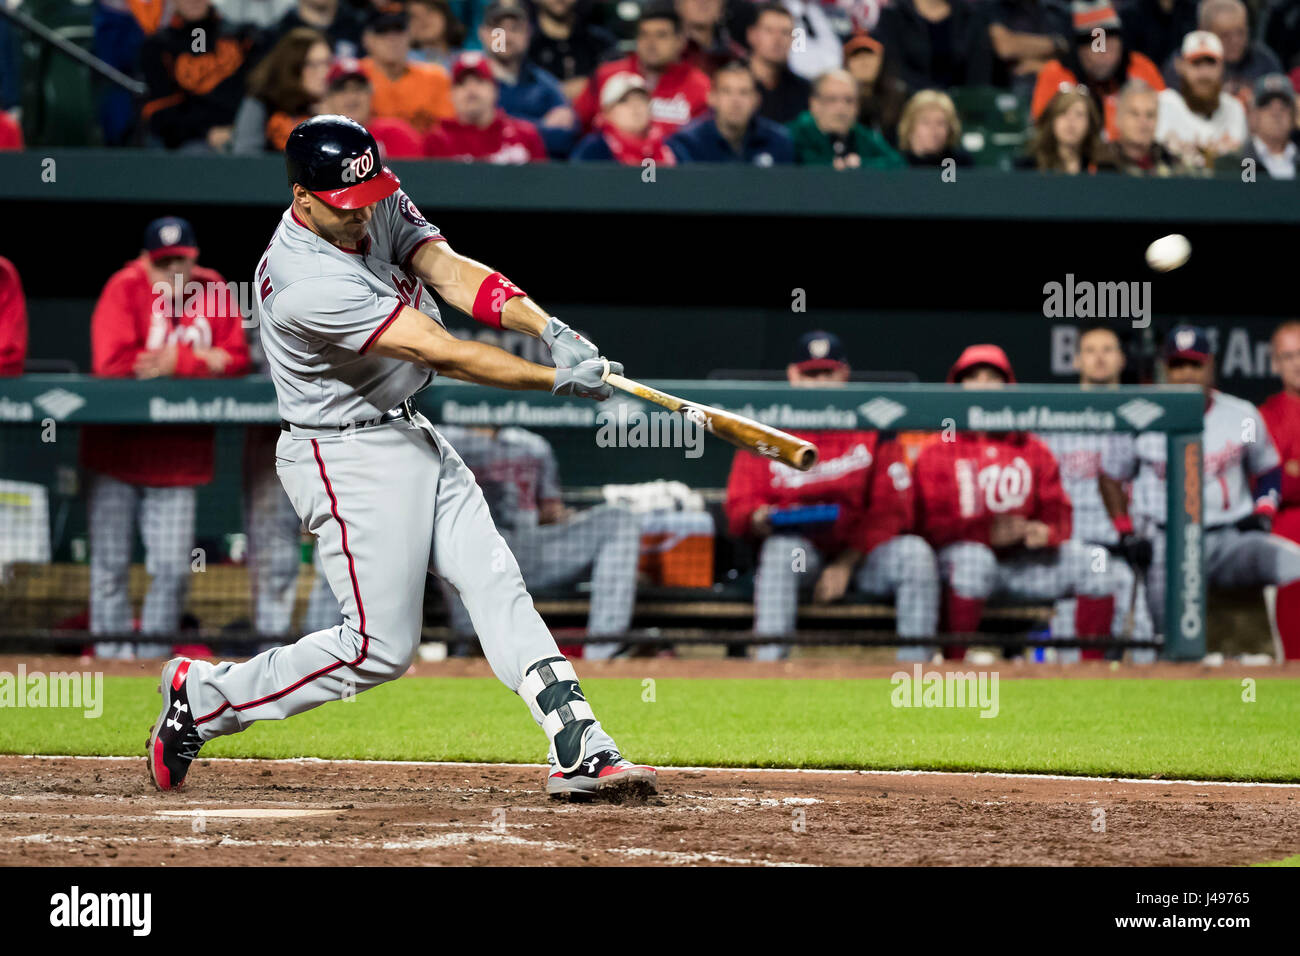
[913, 344, 1126, 659]
[82, 217, 251, 658]
[1260, 320, 1300, 659]
[1102, 325, 1300, 648]
[725, 331, 939, 661]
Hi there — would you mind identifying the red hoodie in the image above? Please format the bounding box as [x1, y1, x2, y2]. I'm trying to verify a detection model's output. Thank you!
[725, 431, 912, 556]
[1261, 391, 1300, 541]
[0, 256, 27, 375]
[80, 256, 251, 486]
[423, 110, 547, 163]
[913, 431, 1071, 550]
[574, 54, 711, 137]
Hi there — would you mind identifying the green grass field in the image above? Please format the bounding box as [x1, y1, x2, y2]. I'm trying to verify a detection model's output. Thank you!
[4, 676, 1299, 782]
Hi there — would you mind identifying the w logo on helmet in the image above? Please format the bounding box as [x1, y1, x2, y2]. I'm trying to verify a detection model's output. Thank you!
[342, 148, 375, 184]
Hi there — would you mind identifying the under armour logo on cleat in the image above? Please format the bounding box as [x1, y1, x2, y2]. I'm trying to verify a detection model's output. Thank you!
[166, 700, 188, 731]
[584, 756, 600, 774]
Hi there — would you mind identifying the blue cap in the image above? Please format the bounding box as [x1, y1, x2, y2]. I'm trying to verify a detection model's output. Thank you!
[793, 331, 849, 371]
[143, 216, 198, 261]
[1164, 324, 1211, 363]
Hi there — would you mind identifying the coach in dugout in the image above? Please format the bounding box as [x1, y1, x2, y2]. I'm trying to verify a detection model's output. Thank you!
[724, 331, 939, 661]
[1258, 321, 1300, 659]
[81, 217, 250, 658]
[914, 344, 1123, 659]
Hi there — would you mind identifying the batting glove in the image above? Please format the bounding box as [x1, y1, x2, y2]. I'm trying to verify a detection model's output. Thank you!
[553, 358, 621, 401]
[542, 317, 600, 369]
[1117, 533, 1153, 571]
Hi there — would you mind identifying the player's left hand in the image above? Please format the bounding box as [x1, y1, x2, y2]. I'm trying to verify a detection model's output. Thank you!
[553, 358, 622, 400]
[542, 317, 600, 369]
[813, 561, 854, 603]
[1237, 512, 1273, 534]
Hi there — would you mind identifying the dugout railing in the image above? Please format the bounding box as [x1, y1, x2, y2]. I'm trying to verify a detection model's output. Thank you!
[0, 376, 1205, 659]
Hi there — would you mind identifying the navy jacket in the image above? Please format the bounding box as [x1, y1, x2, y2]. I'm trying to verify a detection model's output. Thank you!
[667, 115, 795, 165]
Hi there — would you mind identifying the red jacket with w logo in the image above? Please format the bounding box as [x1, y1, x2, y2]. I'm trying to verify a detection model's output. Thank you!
[912, 432, 1071, 550]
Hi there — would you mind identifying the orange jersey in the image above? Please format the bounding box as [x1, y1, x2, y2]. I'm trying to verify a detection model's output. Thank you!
[1031, 53, 1165, 142]
[362, 58, 453, 134]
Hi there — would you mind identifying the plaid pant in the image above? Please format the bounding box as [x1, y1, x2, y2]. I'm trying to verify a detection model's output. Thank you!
[88, 472, 194, 659]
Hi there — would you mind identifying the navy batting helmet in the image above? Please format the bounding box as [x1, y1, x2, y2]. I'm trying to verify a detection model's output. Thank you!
[285, 115, 400, 209]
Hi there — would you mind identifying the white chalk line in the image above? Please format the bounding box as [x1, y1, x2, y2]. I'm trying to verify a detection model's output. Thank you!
[9, 753, 1300, 789]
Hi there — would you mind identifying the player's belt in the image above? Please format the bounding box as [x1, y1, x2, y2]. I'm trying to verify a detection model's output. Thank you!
[280, 398, 417, 433]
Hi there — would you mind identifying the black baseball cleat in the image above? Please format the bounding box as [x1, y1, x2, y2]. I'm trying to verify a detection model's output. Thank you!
[547, 749, 658, 801]
[146, 658, 204, 791]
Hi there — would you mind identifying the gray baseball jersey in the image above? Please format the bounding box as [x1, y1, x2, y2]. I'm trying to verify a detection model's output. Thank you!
[1102, 389, 1280, 527]
[1042, 433, 1118, 545]
[435, 425, 561, 534]
[256, 192, 445, 427]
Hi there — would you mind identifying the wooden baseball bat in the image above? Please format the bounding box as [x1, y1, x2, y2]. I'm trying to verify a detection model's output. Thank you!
[602, 370, 819, 471]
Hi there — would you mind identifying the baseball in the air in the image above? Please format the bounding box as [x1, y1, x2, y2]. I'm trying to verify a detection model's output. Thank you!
[1145, 233, 1192, 272]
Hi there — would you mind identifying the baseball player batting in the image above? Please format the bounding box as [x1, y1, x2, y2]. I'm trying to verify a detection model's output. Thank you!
[147, 115, 656, 800]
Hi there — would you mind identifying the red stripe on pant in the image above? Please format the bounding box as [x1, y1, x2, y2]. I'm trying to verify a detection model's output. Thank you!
[196, 440, 369, 725]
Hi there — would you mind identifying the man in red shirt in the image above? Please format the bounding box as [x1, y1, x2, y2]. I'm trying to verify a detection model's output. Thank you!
[423, 53, 548, 163]
[725, 332, 938, 660]
[1260, 320, 1300, 658]
[573, 1, 711, 137]
[0, 257, 27, 375]
[81, 217, 250, 658]
[914, 345, 1119, 658]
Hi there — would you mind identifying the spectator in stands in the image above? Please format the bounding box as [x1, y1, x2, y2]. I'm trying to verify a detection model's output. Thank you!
[1265, 0, 1300, 75]
[667, 60, 795, 162]
[571, 72, 678, 164]
[724, 331, 939, 662]
[677, 0, 748, 75]
[1162, 0, 1282, 95]
[843, 31, 908, 137]
[214, 1, 295, 28]
[788, 68, 905, 167]
[408, 0, 466, 69]
[897, 89, 973, 165]
[140, 0, 260, 151]
[986, 0, 1072, 97]
[874, 0, 995, 91]
[436, 424, 642, 660]
[1261, 319, 1300, 660]
[478, 1, 577, 157]
[0, 256, 26, 375]
[528, 0, 617, 102]
[270, 0, 362, 58]
[748, 3, 813, 123]
[1235, 73, 1300, 178]
[232, 28, 332, 154]
[361, 6, 453, 134]
[1106, 79, 1187, 172]
[81, 217, 251, 659]
[424, 52, 549, 162]
[1031, 0, 1165, 142]
[913, 344, 1121, 660]
[319, 58, 424, 157]
[781, 0, 847, 80]
[1120, 0, 1197, 70]
[93, 0, 153, 145]
[1156, 29, 1247, 167]
[1024, 86, 1107, 171]
[574, 2, 711, 137]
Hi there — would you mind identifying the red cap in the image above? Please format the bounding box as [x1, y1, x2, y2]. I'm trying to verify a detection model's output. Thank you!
[452, 52, 494, 85]
[947, 344, 1017, 384]
[327, 57, 368, 89]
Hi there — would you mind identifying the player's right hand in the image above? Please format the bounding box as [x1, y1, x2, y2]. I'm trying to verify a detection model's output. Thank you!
[553, 358, 622, 401]
[542, 317, 600, 369]
[1117, 533, 1153, 571]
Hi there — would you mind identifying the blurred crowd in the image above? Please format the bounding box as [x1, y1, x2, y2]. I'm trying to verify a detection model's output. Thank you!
[3, 0, 1300, 174]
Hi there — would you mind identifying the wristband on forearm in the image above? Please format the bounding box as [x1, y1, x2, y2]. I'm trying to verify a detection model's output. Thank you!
[471, 271, 525, 329]
[1113, 514, 1134, 536]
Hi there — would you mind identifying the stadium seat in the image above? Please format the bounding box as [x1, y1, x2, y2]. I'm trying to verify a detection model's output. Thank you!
[950, 86, 1030, 171]
[18, 0, 100, 147]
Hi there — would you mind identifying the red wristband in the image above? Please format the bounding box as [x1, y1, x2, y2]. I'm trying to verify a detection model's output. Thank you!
[471, 272, 525, 329]
[1113, 514, 1134, 536]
